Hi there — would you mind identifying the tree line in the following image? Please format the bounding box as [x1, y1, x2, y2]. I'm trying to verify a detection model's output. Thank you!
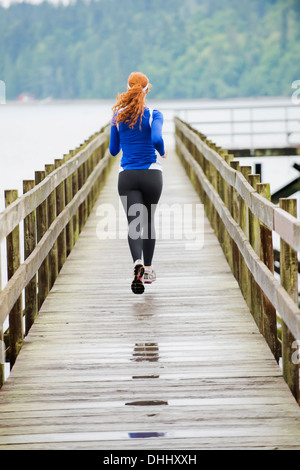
[0, 0, 299, 100]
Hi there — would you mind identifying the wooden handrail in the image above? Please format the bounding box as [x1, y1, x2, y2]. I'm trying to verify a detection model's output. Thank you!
[0, 123, 113, 384]
[175, 118, 300, 249]
[175, 117, 300, 403]
[0, 126, 110, 243]
[0, 148, 111, 326]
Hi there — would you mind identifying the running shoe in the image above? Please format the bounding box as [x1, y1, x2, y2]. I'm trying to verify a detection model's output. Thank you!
[131, 260, 145, 294]
[144, 268, 156, 284]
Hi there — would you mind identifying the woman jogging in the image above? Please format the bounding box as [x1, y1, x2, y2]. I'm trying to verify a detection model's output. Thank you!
[109, 71, 167, 294]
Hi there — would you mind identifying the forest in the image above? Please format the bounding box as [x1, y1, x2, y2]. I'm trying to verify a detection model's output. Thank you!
[0, 0, 299, 100]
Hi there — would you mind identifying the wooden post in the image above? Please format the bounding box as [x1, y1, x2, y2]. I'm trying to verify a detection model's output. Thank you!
[239, 166, 252, 237]
[0, 326, 4, 387]
[90, 150, 97, 205]
[83, 160, 89, 223]
[229, 161, 240, 281]
[239, 166, 252, 309]
[72, 164, 79, 244]
[35, 171, 49, 309]
[5, 190, 23, 367]
[45, 165, 58, 289]
[63, 156, 74, 256]
[200, 138, 208, 208]
[23, 180, 38, 334]
[55, 159, 67, 272]
[216, 152, 225, 249]
[257, 183, 278, 361]
[86, 154, 93, 215]
[229, 161, 240, 219]
[280, 198, 299, 402]
[206, 141, 217, 235]
[248, 174, 262, 329]
[220, 153, 234, 268]
[70, 150, 79, 245]
[248, 174, 261, 255]
[78, 163, 85, 233]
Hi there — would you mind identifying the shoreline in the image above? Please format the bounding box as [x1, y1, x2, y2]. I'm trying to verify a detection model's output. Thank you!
[2, 95, 293, 108]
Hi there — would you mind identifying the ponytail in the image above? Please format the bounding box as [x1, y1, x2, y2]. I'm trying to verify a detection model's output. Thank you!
[112, 72, 151, 129]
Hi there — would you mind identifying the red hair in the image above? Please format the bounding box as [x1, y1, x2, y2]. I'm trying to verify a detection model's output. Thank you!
[112, 72, 151, 129]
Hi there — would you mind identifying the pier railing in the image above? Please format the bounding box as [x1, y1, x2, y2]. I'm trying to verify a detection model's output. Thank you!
[160, 101, 300, 151]
[175, 117, 300, 403]
[0, 124, 113, 386]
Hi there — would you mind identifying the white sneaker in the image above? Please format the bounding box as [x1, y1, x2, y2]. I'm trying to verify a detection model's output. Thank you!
[144, 268, 156, 284]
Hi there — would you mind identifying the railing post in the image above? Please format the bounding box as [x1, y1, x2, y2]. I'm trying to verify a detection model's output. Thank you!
[23, 180, 38, 334]
[207, 141, 218, 237]
[78, 162, 86, 233]
[35, 171, 49, 309]
[239, 166, 252, 309]
[45, 164, 58, 289]
[216, 148, 225, 249]
[0, 326, 4, 387]
[63, 155, 74, 256]
[257, 183, 279, 361]
[248, 174, 262, 329]
[71, 153, 80, 245]
[5, 190, 23, 367]
[279, 198, 299, 403]
[219, 152, 234, 269]
[86, 152, 93, 215]
[229, 160, 240, 282]
[248, 174, 261, 254]
[83, 157, 89, 224]
[55, 159, 67, 271]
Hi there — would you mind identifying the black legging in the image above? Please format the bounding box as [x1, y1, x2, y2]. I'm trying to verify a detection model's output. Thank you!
[118, 169, 163, 266]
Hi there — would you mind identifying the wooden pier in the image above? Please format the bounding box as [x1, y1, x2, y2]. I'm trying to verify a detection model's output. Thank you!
[1, 121, 300, 449]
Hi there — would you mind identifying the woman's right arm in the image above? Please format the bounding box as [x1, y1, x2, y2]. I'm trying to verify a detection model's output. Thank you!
[109, 121, 121, 156]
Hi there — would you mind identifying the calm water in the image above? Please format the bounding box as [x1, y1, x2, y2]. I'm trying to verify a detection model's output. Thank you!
[0, 100, 114, 210]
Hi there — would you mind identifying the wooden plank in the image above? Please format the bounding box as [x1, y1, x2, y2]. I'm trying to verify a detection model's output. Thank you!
[1, 151, 300, 450]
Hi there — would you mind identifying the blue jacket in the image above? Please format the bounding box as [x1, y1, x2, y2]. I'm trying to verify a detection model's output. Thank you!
[109, 107, 165, 170]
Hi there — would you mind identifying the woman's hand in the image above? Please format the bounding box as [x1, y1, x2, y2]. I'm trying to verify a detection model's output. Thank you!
[161, 149, 168, 159]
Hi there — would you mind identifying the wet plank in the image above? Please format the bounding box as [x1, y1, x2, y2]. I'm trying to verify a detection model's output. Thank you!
[1, 151, 300, 450]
